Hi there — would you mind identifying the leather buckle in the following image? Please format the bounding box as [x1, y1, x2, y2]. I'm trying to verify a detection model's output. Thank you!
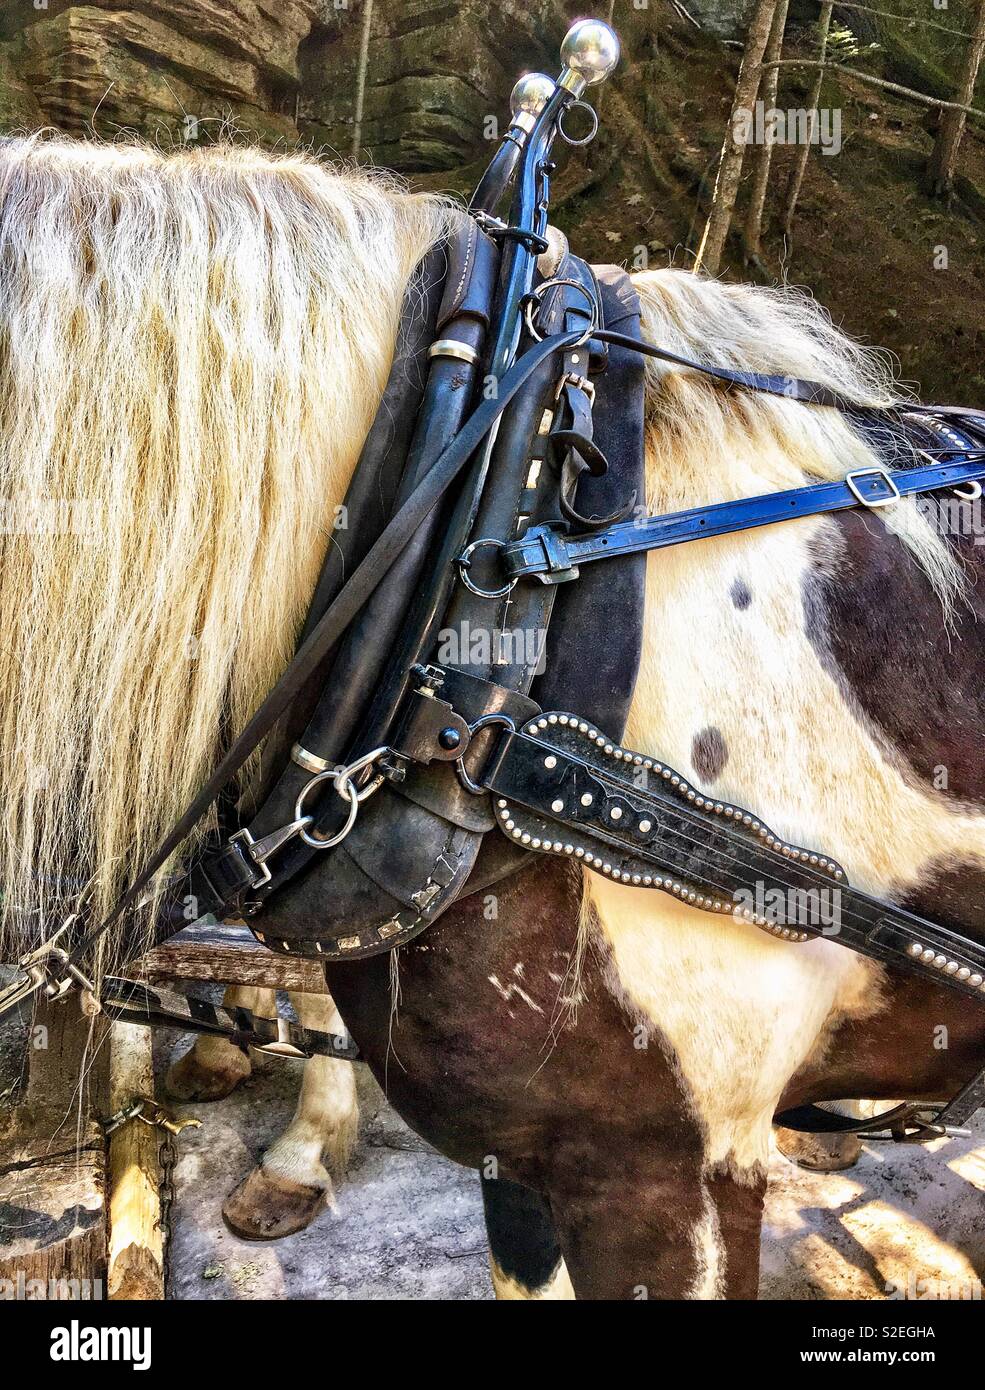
[845, 467, 901, 509]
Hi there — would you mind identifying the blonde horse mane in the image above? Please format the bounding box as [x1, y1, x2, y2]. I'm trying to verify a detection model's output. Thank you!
[632, 269, 963, 616]
[0, 134, 449, 963]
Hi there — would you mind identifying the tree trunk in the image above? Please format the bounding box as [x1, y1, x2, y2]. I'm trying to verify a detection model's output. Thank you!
[743, 0, 791, 262]
[928, 0, 985, 196]
[695, 0, 780, 275]
[351, 0, 375, 161]
[781, 1, 834, 242]
[0, 995, 109, 1300]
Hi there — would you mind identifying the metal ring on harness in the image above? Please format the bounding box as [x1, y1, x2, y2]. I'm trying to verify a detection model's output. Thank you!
[458, 538, 518, 600]
[557, 99, 599, 147]
[456, 713, 517, 795]
[295, 746, 389, 849]
[523, 277, 599, 347]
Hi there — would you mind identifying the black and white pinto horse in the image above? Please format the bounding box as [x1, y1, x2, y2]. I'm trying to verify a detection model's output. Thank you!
[0, 137, 982, 1298]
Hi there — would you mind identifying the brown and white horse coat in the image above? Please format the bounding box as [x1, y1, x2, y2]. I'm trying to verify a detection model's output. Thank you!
[1, 138, 982, 1297]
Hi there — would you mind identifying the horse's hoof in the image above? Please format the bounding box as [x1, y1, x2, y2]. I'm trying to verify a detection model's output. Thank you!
[221, 1167, 327, 1240]
[775, 1126, 863, 1172]
[165, 1045, 251, 1102]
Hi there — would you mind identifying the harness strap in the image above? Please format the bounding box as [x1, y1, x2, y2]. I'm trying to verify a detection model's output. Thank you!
[503, 454, 985, 582]
[772, 1101, 971, 1143]
[101, 977, 361, 1062]
[594, 328, 865, 408]
[476, 711, 985, 1140]
[480, 715, 985, 1006]
[776, 1054, 985, 1139]
[0, 327, 589, 1023]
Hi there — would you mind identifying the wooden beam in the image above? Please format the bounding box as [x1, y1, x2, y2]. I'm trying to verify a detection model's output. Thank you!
[0, 994, 108, 1299]
[107, 1022, 164, 1300]
[135, 921, 327, 994]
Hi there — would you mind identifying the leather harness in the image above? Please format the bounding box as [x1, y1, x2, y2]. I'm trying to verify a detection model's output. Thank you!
[3, 51, 985, 1145]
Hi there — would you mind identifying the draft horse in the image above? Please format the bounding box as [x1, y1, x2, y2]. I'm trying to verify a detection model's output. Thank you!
[0, 135, 981, 1298]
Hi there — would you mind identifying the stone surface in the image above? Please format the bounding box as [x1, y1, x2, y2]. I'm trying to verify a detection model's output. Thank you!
[0, 46, 42, 131]
[162, 1034, 493, 1300]
[0, 1, 317, 141]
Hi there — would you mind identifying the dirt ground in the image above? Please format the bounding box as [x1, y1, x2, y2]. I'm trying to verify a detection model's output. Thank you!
[161, 1033, 985, 1302]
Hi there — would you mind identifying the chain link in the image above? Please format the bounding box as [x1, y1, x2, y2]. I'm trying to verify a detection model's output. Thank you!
[159, 1132, 178, 1293]
[101, 1095, 200, 1297]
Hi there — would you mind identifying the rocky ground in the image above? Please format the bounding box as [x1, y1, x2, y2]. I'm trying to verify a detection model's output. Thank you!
[161, 1032, 985, 1302]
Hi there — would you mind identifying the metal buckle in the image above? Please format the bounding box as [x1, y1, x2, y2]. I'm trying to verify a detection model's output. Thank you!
[555, 371, 596, 404]
[845, 467, 901, 509]
[900, 1107, 971, 1142]
[250, 1015, 312, 1061]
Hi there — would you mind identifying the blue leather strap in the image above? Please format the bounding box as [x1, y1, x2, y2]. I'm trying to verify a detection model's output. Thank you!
[503, 453, 985, 583]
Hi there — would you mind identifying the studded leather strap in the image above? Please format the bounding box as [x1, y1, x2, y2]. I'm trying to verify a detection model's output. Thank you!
[481, 712, 985, 1004]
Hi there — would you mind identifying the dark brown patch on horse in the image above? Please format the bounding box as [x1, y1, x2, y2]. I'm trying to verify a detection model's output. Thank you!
[893, 858, 985, 942]
[782, 857, 985, 1112]
[325, 852, 742, 1297]
[730, 577, 752, 610]
[692, 727, 729, 784]
[803, 511, 985, 804]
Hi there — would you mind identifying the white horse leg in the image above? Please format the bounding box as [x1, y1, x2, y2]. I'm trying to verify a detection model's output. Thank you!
[222, 991, 359, 1240]
[165, 985, 274, 1101]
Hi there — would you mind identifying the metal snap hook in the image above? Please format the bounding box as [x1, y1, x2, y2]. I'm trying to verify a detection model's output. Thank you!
[295, 746, 389, 849]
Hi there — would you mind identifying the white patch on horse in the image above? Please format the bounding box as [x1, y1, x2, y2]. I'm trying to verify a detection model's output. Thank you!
[488, 974, 544, 1014]
[489, 1257, 575, 1301]
[589, 273, 985, 1179]
[260, 992, 358, 1192]
[687, 1190, 726, 1299]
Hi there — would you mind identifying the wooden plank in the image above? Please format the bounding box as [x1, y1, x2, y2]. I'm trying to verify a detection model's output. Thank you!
[135, 921, 327, 993]
[0, 994, 108, 1298]
[107, 1022, 164, 1300]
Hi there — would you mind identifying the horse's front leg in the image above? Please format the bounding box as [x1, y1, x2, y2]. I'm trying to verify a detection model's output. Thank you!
[546, 1132, 768, 1300]
[223, 992, 359, 1240]
[165, 984, 268, 1100]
